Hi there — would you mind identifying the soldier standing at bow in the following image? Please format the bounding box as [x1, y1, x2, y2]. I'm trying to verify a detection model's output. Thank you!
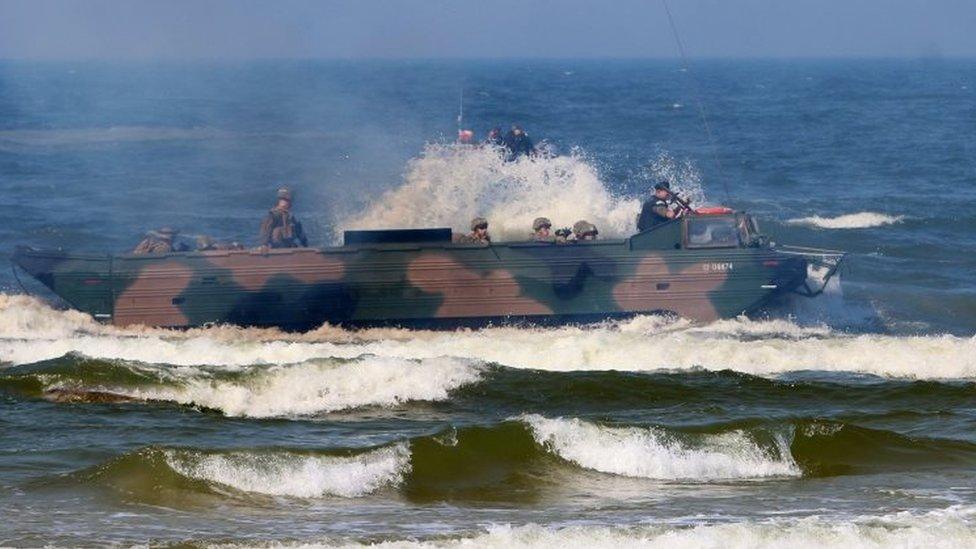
[259, 187, 308, 248]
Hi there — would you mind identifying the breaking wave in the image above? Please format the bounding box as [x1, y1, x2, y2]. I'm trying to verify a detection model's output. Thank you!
[230, 507, 976, 548]
[787, 211, 905, 229]
[164, 445, 409, 498]
[0, 354, 484, 417]
[3, 295, 976, 380]
[76, 445, 409, 500]
[338, 144, 705, 241]
[56, 417, 976, 504]
[521, 414, 799, 480]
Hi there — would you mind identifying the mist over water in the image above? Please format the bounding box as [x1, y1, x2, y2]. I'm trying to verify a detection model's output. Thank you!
[2, 59, 976, 546]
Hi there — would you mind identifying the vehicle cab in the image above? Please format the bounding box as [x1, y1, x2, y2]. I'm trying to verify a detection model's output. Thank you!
[631, 209, 766, 250]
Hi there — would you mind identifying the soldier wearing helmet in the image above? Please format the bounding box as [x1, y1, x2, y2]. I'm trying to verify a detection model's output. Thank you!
[532, 217, 555, 242]
[573, 220, 599, 241]
[503, 125, 535, 161]
[259, 187, 308, 249]
[455, 217, 491, 244]
[133, 227, 182, 254]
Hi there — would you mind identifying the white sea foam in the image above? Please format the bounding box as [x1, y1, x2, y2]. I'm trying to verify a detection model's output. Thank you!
[520, 414, 798, 480]
[165, 444, 409, 498]
[220, 506, 976, 548]
[3, 294, 976, 380]
[787, 212, 905, 229]
[338, 144, 705, 241]
[95, 356, 482, 417]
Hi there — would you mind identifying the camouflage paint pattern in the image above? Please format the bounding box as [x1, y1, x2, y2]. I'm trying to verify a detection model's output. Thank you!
[12, 214, 809, 330]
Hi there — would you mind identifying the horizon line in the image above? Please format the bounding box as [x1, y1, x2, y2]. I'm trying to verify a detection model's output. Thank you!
[1, 54, 975, 63]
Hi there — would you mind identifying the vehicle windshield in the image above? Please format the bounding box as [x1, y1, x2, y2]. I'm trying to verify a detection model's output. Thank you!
[686, 216, 741, 248]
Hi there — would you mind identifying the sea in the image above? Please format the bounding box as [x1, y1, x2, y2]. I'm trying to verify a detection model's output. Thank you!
[1, 59, 975, 547]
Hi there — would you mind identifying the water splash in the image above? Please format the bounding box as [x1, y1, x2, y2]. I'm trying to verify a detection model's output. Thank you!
[787, 212, 905, 229]
[339, 144, 707, 241]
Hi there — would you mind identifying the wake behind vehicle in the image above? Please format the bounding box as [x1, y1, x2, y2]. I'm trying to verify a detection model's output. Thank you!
[12, 210, 843, 330]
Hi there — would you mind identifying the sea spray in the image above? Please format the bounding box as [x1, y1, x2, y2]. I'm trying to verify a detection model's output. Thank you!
[338, 145, 706, 241]
[787, 212, 906, 229]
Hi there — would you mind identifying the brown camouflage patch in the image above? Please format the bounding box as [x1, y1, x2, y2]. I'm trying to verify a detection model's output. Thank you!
[113, 260, 194, 327]
[407, 253, 553, 318]
[612, 257, 727, 321]
[204, 249, 346, 291]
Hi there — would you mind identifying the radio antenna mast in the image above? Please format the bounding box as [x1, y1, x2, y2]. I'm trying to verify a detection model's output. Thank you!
[661, 0, 731, 202]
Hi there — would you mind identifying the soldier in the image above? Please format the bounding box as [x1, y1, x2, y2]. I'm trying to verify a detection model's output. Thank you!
[196, 235, 217, 251]
[455, 217, 491, 244]
[132, 227, 180, 254]
[573, 220, 599, 241]
[484, 127, 504, 147]
[259, 187, 308, 248]
[636, 181, 678, 232]
[503, 125, 535, 160]
[532, 217, 555, 242]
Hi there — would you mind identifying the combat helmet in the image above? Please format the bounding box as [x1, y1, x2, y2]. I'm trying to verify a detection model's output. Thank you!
[277, 187, 293, 201]
[573, 220, 598, 238]
[470, 217, 489, 231]
[532, 217, 552, 232]
[155, 227, 179, 240]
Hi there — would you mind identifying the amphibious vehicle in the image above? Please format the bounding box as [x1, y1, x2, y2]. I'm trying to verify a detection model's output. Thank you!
[12, 211, 842, 330]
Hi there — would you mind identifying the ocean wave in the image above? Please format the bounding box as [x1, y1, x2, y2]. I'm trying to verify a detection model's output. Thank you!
[164, 445, 409, 498]
[787, 212, 906, 229]
[55, 418, 976, 507]
[78, 445, 409, 500]
[3, 295, 976, 380]
[0, 354, 484, 417]
[520, 414, 799, 480]
[223, 506, 976, 548]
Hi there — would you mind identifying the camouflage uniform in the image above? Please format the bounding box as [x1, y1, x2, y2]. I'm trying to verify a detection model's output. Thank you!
[132, 228, 178, 254]
[573, 220, 599, 241]
[532, 217, 555, 242]
[455, 217, 491, 244]
[260, 188, 308, 248]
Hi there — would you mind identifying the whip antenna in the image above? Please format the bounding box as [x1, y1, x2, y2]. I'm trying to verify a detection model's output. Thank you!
[661, 0, 731, 202]
[457, 88, 464, 134]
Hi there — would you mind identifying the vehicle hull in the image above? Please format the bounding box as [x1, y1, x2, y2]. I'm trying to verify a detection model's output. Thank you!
[12, 234, 808, 330]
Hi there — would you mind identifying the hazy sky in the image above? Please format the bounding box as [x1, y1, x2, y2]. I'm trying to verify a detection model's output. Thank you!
[1, 0, 974, 59]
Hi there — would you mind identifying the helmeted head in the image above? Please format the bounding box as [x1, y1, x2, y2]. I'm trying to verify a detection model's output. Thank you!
[470, 217, 489, 232]
[156, 227, 178, 241]
[654, 180, 671, 199]
[573, 220, 599, 240]
[511, 125, 524, 136]
[196, 235, 215, 250]
[532, 217, 552, 233]
[277, 187, 293, 202]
